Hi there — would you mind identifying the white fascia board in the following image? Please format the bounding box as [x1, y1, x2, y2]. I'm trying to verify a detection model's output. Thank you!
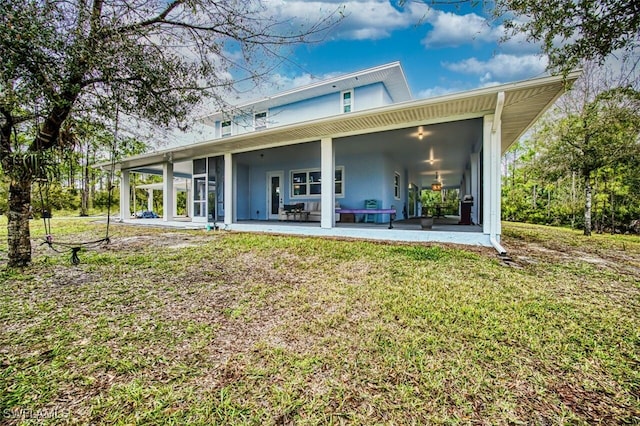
[105, 71, 579, 171]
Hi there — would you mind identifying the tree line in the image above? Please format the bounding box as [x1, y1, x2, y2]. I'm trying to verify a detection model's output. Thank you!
[502, 63, 640, 235]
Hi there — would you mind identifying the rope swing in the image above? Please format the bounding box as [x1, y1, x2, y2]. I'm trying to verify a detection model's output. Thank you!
[40, 109, 119, 265]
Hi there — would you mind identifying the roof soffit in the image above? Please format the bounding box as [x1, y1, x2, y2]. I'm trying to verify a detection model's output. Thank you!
[112, 72, 579, 171]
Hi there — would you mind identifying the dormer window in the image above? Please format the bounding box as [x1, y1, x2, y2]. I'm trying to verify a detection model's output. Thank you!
[254, 111, 267, 130]
[341, 90, 353, 113]
[221, 120, 231, 137]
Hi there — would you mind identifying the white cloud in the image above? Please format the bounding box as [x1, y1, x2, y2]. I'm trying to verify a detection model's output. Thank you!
[416, 86, 459, 99]
[268, 72, 317, 89]
[421, 11, 499, 48]
[262, 1, 542, 53]
[420, 10, 543, 55]
[263, 0, 432, 41]
[443, 54, 549, 83]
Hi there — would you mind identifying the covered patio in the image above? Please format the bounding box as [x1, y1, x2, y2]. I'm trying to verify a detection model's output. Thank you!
[118, 215, 485, 246]
[108, 72, 579, 252]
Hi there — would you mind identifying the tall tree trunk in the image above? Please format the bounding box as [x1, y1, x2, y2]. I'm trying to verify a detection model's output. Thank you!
[547, 187, 551, 220]
[611, 191, 615, 235]
[571, 171, 576, 229]
[81, 143, 90, 216]
[584, 174, 592, 236]
[90, 149, 96, 207]
[7, 176, 33, 267]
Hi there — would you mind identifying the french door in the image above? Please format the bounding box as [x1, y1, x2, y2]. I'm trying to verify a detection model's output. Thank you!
[192, 156, 224, 223]
[266, 171, 284, 220]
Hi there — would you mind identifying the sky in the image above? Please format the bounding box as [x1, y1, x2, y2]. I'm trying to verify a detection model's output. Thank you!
[164, 0, 552, 146]
[254, 0, 549, 99]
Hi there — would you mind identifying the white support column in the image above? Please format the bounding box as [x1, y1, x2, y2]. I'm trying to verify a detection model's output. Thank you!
[482, 114, 502, 237]
[224, 152, 233, 226]
[470, 152, 480, 225]
[119, 169, 130, 221]
[482, 116, 493, 235]
[147, 189, 154, 212]
[185, 179, 191, 218]
[173, 186, 178, 218]
[163, 162, 174, 222]
[320, 137, 335, 229]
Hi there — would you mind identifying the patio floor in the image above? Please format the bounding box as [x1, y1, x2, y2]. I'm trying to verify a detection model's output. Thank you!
[117, 215, 492, 247]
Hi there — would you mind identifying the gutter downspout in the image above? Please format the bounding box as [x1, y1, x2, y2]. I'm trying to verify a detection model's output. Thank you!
[490, 235, 507, 256]
[491, 92, 507, 255]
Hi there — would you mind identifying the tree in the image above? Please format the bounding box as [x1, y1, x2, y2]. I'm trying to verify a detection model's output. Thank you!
[535, 87, 640, 235]
[1, 0, 340, 266]
[499, 0, 640, 74]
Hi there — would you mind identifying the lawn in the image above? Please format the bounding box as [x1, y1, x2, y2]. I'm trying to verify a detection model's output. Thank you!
[1, 217, 638, 425]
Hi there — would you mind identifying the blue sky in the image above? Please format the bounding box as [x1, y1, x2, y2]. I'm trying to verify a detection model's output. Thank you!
[257, 0, 549, 99]
[166, 0, 551, 146]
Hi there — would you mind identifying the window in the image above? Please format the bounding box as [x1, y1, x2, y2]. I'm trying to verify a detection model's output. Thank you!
[193, 158, 207, 175]
[254, 111, 267, 130]
[221, 120, 231, 137]
[394, 172, 401, 199]
[291, 167, 344, 198]
[334, 168, 343, 195]
[341, 90, 353, 113]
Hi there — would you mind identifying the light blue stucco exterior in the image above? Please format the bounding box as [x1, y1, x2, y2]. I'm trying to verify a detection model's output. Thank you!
[233, 140, 408, 224]
[214, 82, 395, 138]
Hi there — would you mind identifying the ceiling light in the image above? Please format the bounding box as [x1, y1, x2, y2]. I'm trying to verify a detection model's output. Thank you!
[431, 172, 442, 191]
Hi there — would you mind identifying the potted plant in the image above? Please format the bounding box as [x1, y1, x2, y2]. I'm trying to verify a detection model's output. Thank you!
[420, 205, 433, 229]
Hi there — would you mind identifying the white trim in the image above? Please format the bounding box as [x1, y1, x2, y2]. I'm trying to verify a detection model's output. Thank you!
[254, 111, 267, 131]
[341, 90, 353, 113]
[106, 71, 579, 171]
[321, 138, 335, 229]
[266, 170, 284, 220]
[162, 162, 174, 222]
[224, 153, 233, 226]
[482, 112, 502, 241]
[191, 174, 207, 223]
[147, 189, 154, 212]
[221, 120, 232, 137]
[290, 166, 344, 199]
[119, 170, 130, 221]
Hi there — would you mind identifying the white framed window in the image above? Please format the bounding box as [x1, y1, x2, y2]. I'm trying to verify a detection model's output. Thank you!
[394, 172, 401, 200]
[254, 111, 267, 130]
[341, 90, 353, 113]
[291, 166, 344, 198]
[221, 120, 231, 137]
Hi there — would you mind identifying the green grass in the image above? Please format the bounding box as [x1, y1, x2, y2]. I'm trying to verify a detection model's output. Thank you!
[1, 217, 639, 424]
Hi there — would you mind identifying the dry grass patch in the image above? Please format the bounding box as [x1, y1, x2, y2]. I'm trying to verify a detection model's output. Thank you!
[0, 218, 638, 424]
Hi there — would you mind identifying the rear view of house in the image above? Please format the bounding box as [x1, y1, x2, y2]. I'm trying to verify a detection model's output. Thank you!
[111, 62, 578, 251]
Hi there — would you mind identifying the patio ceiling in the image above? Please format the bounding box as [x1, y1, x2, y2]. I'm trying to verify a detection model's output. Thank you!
[110, 72, 579, 189]
[334, 118, 483, 189]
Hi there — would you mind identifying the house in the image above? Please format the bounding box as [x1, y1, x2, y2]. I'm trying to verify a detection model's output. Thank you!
[111, 62, 579, 252]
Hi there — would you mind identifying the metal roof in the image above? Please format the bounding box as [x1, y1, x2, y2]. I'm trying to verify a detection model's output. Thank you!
[109, 71, 580, 172]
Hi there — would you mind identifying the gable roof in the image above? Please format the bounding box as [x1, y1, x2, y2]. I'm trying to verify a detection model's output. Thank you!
[202, 62, 412, 124]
